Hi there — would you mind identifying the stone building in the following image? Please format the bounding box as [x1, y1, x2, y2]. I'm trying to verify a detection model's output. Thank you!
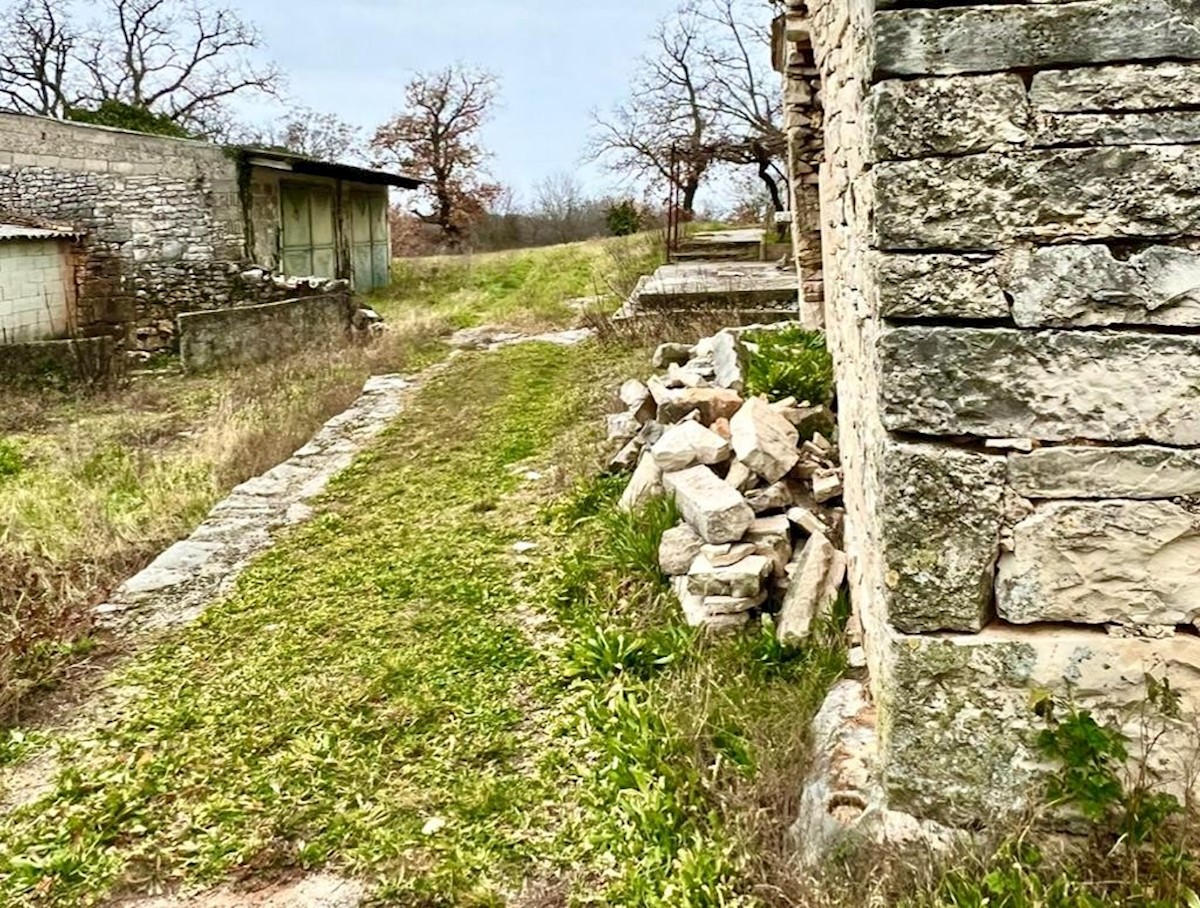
[0, 113, 422, 349]
[775, 0, 1200, 827]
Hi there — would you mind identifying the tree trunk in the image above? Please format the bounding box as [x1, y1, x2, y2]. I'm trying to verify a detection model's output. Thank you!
[681, 180, 700, 217]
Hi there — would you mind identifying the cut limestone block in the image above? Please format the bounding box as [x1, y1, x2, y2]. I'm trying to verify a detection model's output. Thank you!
[998, 500, 1200, 627]
[1008, 445, 1200, 499]
[747, 481, 795, 513]
[879, 624, 1200, 826]
[873, 145, 1200, 251]
[880, 326, 1200, 445]
[866, 74, 1028, 162]
[1031, 61, 1200, 113]
[725, 461, 755, 491]
[659, 524, 704, 576]
[731, 397, 801, 482]
[619, 455, 663, 513]
[663, 465, 756, 544]
[619, 379, 656, 423]
[777, 532, 843, 643]
[874, 253, 1009, 320]
[701, 542, 757, 568]
[688, 554, 771, 598]
[1006, 245, 1200, 328]
[879, 442, 1006, 633]
[712, 330, 747, 391]
[875, 0, 1200, 78]
[658, 387, 744, 426]
[650, 421, 732, 472]
[607, 413, 640, 443]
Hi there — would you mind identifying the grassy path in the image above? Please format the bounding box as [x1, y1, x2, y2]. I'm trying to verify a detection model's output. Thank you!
[0, 340, 844, 907]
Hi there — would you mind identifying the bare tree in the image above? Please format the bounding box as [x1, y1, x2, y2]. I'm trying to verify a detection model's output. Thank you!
[0, 0, 75, 117]
[691, 0, 788, 210]
[590, 0, 788, 214]
[0, 0, 280, 134]
[588, 9, 717, 216]
[257, 107, 364, 162]
[371, 66, 502, 250]
[533, 171, 589, 244]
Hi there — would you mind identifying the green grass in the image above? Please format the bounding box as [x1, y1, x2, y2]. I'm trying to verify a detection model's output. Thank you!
[0, 339, 847, 907]
[378, 234, 663, 332]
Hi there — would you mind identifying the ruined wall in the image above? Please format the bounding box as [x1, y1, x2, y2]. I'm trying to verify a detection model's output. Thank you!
[800, 0, 1200, 824]
[774, 11, 826, 326]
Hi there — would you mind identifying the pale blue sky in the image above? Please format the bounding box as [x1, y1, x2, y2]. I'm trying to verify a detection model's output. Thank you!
[235, 0, 681, 203]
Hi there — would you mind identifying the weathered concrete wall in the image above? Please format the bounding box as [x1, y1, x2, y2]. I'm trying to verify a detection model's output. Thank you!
[178, 293, 352, 372]
[798, 0, 1200, 824]
[0, 237, 77, 341]
[0, 335, 117, 388]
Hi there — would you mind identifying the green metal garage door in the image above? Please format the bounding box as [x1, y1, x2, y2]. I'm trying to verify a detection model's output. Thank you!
[281, 183, 336, 278]
[350, 191, 390, 290]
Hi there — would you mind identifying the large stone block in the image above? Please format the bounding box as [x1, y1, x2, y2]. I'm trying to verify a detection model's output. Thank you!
[1032, 110, 1200, 149]
[879, 326, 1200, 444]
[874, 0, 1200, 78]
[873, 146, 1200, 251]
[875, 253, 1009, 320]
[878, 442, 1005, 633]
[866, 74, 1028, 161]
[663, 465, 756, 544]
[1031, 62, 1200, 113]
[1007, 245, 1200, 328]
[880, 625, 1200, 825]
[998, 500, 1200, 627]
[1008, 445, 1200, 499]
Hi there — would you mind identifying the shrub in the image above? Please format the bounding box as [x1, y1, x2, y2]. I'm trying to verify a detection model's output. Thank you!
[606, 199, 643, 237]
[0, 440, 22, 479]
[742, 325, 835, 406]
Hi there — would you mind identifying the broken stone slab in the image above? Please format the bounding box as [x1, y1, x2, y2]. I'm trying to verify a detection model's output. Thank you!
[609, 437, 643, 472]
[874, 253, 1010, 320]
[812, 471, 844, 504]
[659, 523, 705, 576]
[1008, 445, 1200, 499]
[701, 542, 758, 568]
[1032, 61, 1200, 114]
[619, 454, 663, 512]
[723, 461, 755, 492]
[652, 342, 693, 368]
[874, 0, 1200, 78]
[879, 624, 1200, 826]
[731, 397, 801, 483]
[619, 378, 656, 423]
[788, 505, 831, 537]
[866, 74, 1029, 162]
[646, 375, 678, 408]
[777, 532, 843, 643]
[792, 679, 960, 870]
[711, 330, 747, 391]
[788, 405, 837, 441]
[998, 499, 1200, 627]
[657, 387, 744, 426]
[710, 417, 732, 441]
[879, 442, 1007, 634]
[673, 577, 753, 630]
[753, 534, 793, 578]
[607, 412, 640, 443]
[1006, 245, 1200, 328]
[746, 481, 795, 514]
[650, 421, 732, 472]
[663, 465, 756, 545]
[700, 592, 769, 615]
[688, 554, 771, 598]
[873, 145, 1200, 251]
[747, 514, 791, 539]
[880, 326, 1200, 445]
[665, 362, 709, 389]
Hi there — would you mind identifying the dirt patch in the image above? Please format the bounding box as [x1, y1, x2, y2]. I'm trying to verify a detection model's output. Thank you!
[109, 873, 364, 908]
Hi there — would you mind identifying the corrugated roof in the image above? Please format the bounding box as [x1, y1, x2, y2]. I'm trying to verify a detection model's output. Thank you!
[0, 223, 81, 240]
[237, 148, 427, 189]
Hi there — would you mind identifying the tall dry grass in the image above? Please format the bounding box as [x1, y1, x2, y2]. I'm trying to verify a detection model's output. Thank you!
[0, 309, 450, 723]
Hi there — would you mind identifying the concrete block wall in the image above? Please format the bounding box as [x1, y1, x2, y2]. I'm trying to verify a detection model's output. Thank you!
[0, 238, 76, 341]
[799, 0, 1200, 824]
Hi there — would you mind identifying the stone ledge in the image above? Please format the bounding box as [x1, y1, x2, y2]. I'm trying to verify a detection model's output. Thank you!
[878, 623, 1200, 825]
[1008, 445, 1200, 499]
[879, 326, 1200, 444]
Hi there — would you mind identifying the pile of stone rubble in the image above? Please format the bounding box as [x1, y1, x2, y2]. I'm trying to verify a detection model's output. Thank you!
[609, 328, 848, 640]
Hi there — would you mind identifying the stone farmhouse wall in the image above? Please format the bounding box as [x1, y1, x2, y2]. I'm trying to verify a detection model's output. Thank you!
[782, 0, 1200, 824]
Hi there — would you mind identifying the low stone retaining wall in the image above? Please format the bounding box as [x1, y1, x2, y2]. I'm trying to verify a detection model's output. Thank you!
[0, 335, 118, 388]
[177, 292, 353, 372]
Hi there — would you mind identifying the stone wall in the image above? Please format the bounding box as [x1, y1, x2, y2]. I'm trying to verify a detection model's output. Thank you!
[177, 292, 353, 372]
[0, 237, 77, 341]
[790, 0, 1200, 824]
